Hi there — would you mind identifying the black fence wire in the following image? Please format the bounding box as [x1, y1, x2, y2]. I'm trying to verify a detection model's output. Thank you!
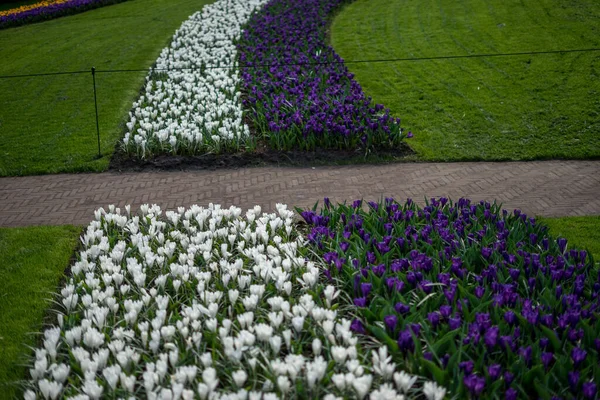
[0, 47, 599, 159]
[1, 47, 599, 79]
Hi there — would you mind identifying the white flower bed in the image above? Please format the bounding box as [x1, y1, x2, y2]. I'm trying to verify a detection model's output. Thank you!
[24, 204, 446, 400]
[122, 0, 267, 159]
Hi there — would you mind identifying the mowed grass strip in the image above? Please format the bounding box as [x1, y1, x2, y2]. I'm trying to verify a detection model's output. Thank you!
[0, 225, 80, 399]
[0, 0, 214, 176]
[540, 215, 600, 262]
[331, 0, 600, 161]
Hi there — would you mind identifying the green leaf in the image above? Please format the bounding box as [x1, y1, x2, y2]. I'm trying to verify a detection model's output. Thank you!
[523, 365, 544, 389]
[431, 329, 458, 355]
[368, 325, 399, 353]
[361, 308, 378, 324]
[421, 358, 447, 385]
[534, 378, 552, 400]
[539, 325, 561, 352]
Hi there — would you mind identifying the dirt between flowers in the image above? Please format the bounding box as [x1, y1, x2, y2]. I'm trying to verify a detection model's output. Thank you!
[109, 141, 416, 172]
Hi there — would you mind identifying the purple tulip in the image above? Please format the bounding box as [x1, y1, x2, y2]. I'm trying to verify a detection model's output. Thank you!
[523, 308, 539, 325]
[386, 277, 404, 292]
[353, 297, 367, 307]
[360, 283, 373, 297]
[439, 305, 453, 319]
[375, 241, 390, 254]
[323, 251, 338, 264]
[571, 347, 587, 367]
[409, 323, 422, 335]
[569, 371, 580, 391]
[449, 316, 462, 330]
[464, 374, 486, 396]
[372, 264, 386, 277]
[484, 326, 499, 348]
[350, 318, 366, 334]
[504, 371, 515, 385]
[583, 382, 598, 399]
[557, 238, 568, 254]
[475, 286, 485, 298]
[334, 257, 344, 272]
[556, 285, 563, 298]
[440, 353, 450, 368]
[488, 364, 502, 380]
[459, 360, 475, 375]
[476, 313, 492, 330]
[539, 236, 549, 249]
[504, 310, 517, 325]
[509, 268, 520, 280]
[518, 346, 532, 366]
[482, 247, 493, 259]
[384, 315, 398, 333]
[427, 312, 441, 328]
[397, 329, 414, 353]
[541, 352, 554, 370]
[394, 302, 410, 315]
[366, 252, 377, 264]
[505, 388, 517, 400]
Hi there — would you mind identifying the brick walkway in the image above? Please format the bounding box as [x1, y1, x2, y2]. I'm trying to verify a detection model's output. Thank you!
[1, 160, 599, 227]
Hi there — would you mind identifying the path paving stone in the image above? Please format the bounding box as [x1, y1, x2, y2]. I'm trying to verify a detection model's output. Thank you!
[0, 160, 599, 227]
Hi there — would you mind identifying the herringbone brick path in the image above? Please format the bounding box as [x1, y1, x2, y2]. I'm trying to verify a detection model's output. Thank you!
[0, 160, 599, 227]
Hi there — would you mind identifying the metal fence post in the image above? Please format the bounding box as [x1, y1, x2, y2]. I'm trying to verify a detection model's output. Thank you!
[91, 67, 101, 158]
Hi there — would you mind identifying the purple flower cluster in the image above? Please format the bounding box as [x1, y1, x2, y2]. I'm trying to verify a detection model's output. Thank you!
[301, 197, 600, 398]
[0, 0, 128, 30]
[237, 0, 408, 151]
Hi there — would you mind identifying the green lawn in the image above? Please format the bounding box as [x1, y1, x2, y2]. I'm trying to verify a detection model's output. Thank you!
[541, 215, 600, 262]
[0, 225, 80, 400]
[331, 0, 600, 161]
[0, 0, 213, 176]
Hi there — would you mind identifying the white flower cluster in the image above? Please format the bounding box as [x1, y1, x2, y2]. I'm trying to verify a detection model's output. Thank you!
[122, 0, 267, 158]
[24, 203, 447, 400]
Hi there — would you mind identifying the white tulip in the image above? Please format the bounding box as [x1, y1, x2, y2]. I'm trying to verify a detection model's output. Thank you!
[232, 370, 247, 387]
[423, 381, 447, 400]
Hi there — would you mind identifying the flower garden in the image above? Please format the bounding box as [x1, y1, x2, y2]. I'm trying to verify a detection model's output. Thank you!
[2, 0, 599, 398]
[18, 198, 599, 399]
[0, 0, 129, 29]
[121, 0, 410, 160]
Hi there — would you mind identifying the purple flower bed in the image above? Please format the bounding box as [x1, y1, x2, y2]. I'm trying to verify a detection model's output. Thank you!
[0, 0, 129, 30]
[237, 0, 409, 151]
[300, 198, 600, 398]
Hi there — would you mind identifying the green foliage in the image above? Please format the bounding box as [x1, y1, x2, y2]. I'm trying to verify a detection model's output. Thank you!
[0, 225, 80, 399]
[331, 0, 600, 161]
[0, 0, 214, 176]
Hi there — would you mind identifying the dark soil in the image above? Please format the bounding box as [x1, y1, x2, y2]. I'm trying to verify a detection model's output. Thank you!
[109, 142, 416, 172]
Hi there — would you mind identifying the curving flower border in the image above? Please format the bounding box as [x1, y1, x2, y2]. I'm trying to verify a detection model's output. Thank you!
[237, 0, 409, 151]
[0, 0, 129, 30]
[121, 0, 410, 160]
[121, 0, 269, 159]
